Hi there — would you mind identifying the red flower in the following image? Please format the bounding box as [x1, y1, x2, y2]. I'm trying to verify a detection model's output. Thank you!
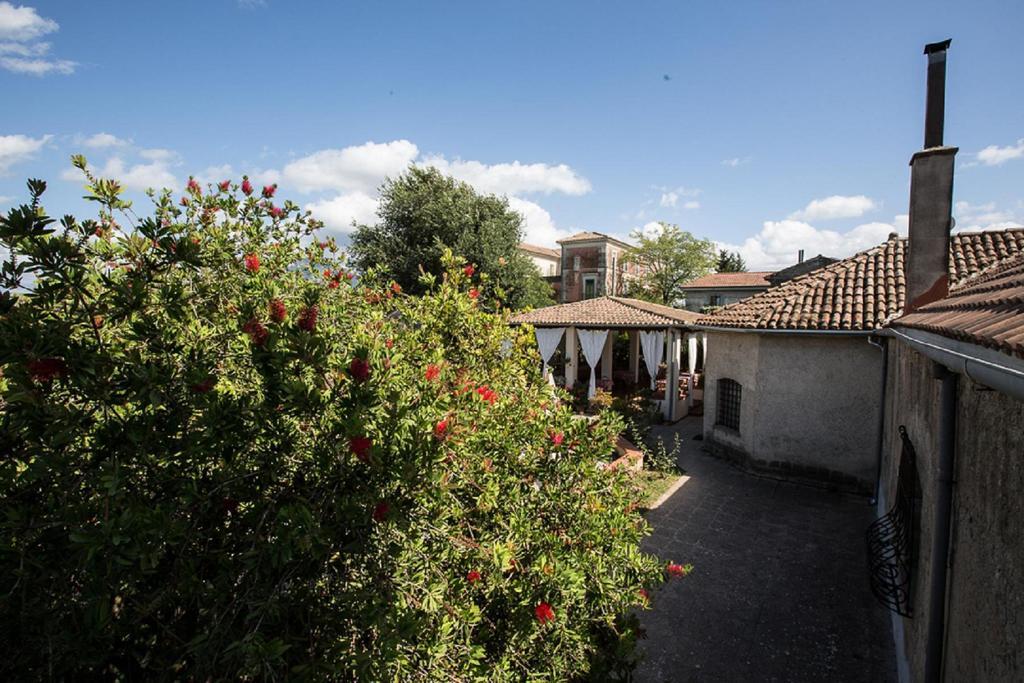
[269, 205, 283, 219]
[424, 364, 441, 381]
[534, 602, 555, 624]
[550, 431, 564, 446]
[433, 418, 449, 439]
[349, 357, 370, 384]
[218, 180, 231, 192]
[241, 317, 269, 346]
[191, 376, 217, 393]
[385, 339, 394, 349]
[27, 357, 67, 383]
[262, 183, 277, 199]
[297, 305, 318, 332]
[639, 588, 650, 603]
[468, 288, 480, 300]
[269, 298, 287, 323]
[187, 177, 201, 194]
[466, 570, 481, 583]
[372, 501, 389, 523]
[179, 196, 189, 207]
[241, 178, 254, 196]
[244, 253, 260, 273]
[349, 435, 372, 463]
[391, 282, 402, 294]
[327, 279, 339, 289]
[667, 562, 689, 578]
[476, 385, 498, 405]
[463, 264, 475, 277]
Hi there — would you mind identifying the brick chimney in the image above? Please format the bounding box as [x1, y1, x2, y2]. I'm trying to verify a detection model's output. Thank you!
[905, 40, 957, 313]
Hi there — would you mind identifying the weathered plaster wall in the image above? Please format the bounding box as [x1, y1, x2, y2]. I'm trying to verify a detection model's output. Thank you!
[881, 341, 1024, 682]
[703, 331, 882, 490]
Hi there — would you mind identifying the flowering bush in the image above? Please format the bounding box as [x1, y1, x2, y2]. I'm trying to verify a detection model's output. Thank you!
[0, 163, 677, 680]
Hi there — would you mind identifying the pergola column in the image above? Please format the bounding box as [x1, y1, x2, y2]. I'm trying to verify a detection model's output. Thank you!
[600, 330, 614, 382]
[565, 326, 578, 387]
[665, 329, 681, 420]
[687, 333, 698, 407]
[629, 331, 640, 383]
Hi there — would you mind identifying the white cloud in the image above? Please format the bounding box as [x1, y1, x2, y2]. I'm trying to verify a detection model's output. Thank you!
[683, 200, 700, 210]
[721, 157, 750, 167]
[789, 194, 876, 221]
[0, 2, 57, 41]
[0, 2, 75, 75]
[81, 132, 129, 148]
[719, 217, 906, 271]
[423, 157, 591, 196]
[953, 200, 1023, 233]
[658, 186, 700, 209]
[306, 192, 379, 234]
[283, 140, 419, 193]
[640, 221, 666, 238]
[0, 195, 13, 205]
[506, 196, 570, 246]
[63, 155, 179, 192]
[0, 133, 51, 173]
[139, 148, 177, 162]
[194, 164, 279, 188]
[977, 139, 1024, 166]
[660, 192, 678, 208]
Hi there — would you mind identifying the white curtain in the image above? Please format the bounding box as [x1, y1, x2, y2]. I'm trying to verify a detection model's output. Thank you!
[640, 330, 665, 390]
[576, 329, 609, 399]
[687, 334, 698, 376]
[534, 327, 565, 385]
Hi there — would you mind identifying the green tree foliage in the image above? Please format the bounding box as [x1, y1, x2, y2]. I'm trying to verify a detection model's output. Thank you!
[623, 223, 717, 306]
[715, 249, 746, 273]
[0, 163, 684, 680]
[349, 167, 553, 311]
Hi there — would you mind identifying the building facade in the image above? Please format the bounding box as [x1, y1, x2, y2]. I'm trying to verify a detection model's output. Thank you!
[679, 271, 774, 312]
[519, 232, 647, 304]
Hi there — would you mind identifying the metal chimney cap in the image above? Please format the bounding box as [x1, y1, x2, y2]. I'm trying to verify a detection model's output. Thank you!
[924, 39, 952, 55]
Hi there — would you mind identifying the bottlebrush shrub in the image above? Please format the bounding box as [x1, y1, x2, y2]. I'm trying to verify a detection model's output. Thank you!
[0, 163, 671, 680]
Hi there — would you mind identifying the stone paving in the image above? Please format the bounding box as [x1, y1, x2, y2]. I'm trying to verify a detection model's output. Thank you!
[635, 417, 896, 682]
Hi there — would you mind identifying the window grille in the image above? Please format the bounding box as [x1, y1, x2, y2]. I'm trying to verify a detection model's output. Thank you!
[716, 378, 741, 431]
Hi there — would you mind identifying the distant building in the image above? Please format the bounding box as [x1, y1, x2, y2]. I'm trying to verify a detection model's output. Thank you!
[518, 231, 647, 304]
[679, 271, 774, 312]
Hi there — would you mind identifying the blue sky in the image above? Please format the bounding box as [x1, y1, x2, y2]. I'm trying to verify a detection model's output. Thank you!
[1, 0, 1022, 269]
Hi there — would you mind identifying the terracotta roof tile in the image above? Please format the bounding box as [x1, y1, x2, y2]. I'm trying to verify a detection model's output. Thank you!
[697, 228, 1024, 331]
[556, 231, 633, 248]
[510, 296, 700, 328]
[893, 250, 1024, 359]
[518, 242, 560, 259]
[681, 271, 774, 289]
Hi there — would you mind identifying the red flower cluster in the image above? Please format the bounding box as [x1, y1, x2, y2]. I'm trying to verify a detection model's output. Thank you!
[262, 184, 277, 199]
[186, 177, 201, 195]
[666, 562, 690, 578]
[269, 298, 287, 323]
[268, 205, 283, 219]
[475, 385, 498, 404]
[466, 570, 481, 583]
[179, 196, 189, 207]
[424, 364, 441, 381]
[218, 180, 231, 192]
[534, 602, 555, 624]
[349, 357, 371, 384]
[638, 588, 650, 602]
[244, 253, 260, 273]
[349, 435, 372, 463]
[463, 264, 474, 277]
[241, 317, 269, 346]
[297, 305, 318, 332]
[550, 431, 565, 446]
[27, 357, 67, 383]
[241, 178, 254, 196]
[372, 501, 389, 523]
[390, 282, 402, 295]
[468, 288, 480, 300]
[433, 418, 449, 439]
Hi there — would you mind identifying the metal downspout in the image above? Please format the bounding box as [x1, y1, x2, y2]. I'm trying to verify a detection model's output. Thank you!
[924, 363, 957, 683]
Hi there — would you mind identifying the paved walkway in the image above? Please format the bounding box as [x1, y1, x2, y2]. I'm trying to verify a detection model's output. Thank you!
[635, 417, 896, 682]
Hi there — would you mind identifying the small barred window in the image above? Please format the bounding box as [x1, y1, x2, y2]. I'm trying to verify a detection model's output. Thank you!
[716, 378, 742, 431]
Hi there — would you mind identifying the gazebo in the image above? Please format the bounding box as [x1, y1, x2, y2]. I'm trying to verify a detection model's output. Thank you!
[511, 296, 706, 421]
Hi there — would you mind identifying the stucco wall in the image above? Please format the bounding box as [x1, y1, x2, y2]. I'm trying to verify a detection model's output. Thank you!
[880, 341, 1024, 682]
[703, 331, 883, 490]
[527, 253, 559, 277]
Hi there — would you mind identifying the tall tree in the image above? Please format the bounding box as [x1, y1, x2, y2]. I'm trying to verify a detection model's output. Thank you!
[623, 222, 717, 305]
[349, 167, 552, 310]
[716, 249, 747, 272]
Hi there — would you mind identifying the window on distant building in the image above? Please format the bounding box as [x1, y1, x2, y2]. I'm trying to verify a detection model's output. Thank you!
[583, 274, 597, 299]
[716, 378, 741, 431]
[709, 294, 722, 306]
[573, 256, 581, 271]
